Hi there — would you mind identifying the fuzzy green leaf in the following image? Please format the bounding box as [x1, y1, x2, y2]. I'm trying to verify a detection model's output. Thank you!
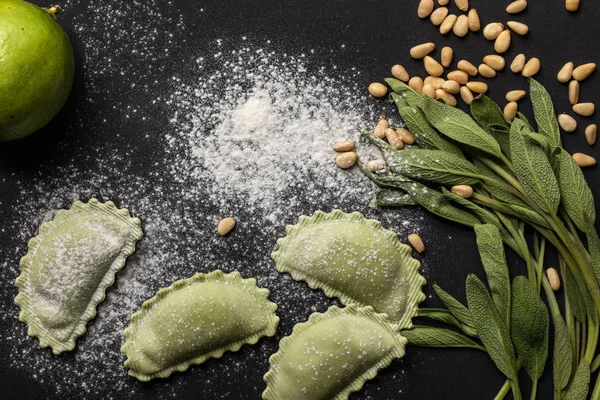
[403, 326, 485, 351]
[472, 159, 530, 209]
[587, 227, 600, 284]
[529, 78, 561, 149]
[386, 78, 421, 106]
[564, 267, 587, 324]
[398, 105, 463, 156]
[552, 314, 572, 391]
[470, 95, 511, 132]
[563, 360, 590, 400]
[369, 189, 417, 208]
[442, 188, 501, 227]
[416, 308, 478, 337]
[504, 203, 552, 229]
[433, 284, 475, 328]
[516, 111, 534, 132]
[510, 276, 549, 382]
[591, 355, 600, 373]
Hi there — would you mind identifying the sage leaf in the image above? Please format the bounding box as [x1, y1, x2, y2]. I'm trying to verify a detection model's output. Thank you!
[386, 78, 421, 106]
[398, 105, 463, 156]
[388, 148, 481, 186]
[474, 224, 511, 326]
[369, 189, 417, 208]
[556, 148, 596, 232]
[433, 284, 475, 328]
[552, 314, 572, 391]
[517, 111, 534, 132]
[587, 227, 600, 284]
[442, 188, 501, 227]
[466, 274, 518, 380]
[390, 91, 409, 109]
[510, 118, 561, 214]
[530, 78, 561, 149]
[563, 360, 591, 400]
[504, 203, 552, 229]
[472, 159, 530, 209]
[564, 267, 587, 324]
[403, 326, 486, 351]
[510, 276, 549, 382]
[591, 355, 600, 373]
[416, 308, 478, 337]
[470, 94, 511, 132]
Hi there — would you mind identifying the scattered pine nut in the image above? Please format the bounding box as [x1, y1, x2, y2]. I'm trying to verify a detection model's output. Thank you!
[586, 124, 597, 146]
[410, 42, 436, 59]
[442, 80, 461, 94]
[546, 268, 561, 291]
[374, 117, 389, 139]
[506, 0, 528, 14]
[333, 140, 355, 152]
[425, 76, 445, 89]
[336, 152, 358, 169]
[466, 81, 488, 94]
[483, 22, 504, 40]
[440, 14, 458, 35]
[478, 64, 497, 79]
[397, 128, 416, 144]
[566, 0, 580, 12]
[447, 70, 469, 85]
[408, 233, 425, 253]
[468, 9, 481, 32]
[367, 159, 386, 171]
[436, 89, 458, 106]
[217, 217, 236, 236]
[483, 55, 506, 71]
[453, 15, 469, 37]
[504, 102, 518, 120]
[494, 30, 511, 54]
[522, 57, 541, 78]
[385, 128, 404, 149]
[423, 83, 436, 99]
[424, 56, 445, 77]
[573, 153, 597, 167]
[507, 21, 529, 35]
[451, 185, 474, 198]
[573, 103, 596, 117]
[558, 114, 577, 132]
[569, 80, 580, 105]
[409, 77, 425, 94]
[391, 64, 410, 82]
[418, 0, 435, 18]
[430, 7, 449, 26]
[455, 0, 469, 12]
[506, 90, 527, 102]
[441, 47, 454, 68]
[368, 82, 388, 97]
[460, 86, 474, 105]
[573, 63, 597, 82]
[510, 54, 527, 73]
[557, 62, 574, 83]
[438, 0, 449, 4]
[457, 60, 478, 76]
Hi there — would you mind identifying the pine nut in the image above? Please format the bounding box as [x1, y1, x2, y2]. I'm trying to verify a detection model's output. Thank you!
[458, 60, 478, 76]
[336, 152, 358, 169]
[557, 62, 574, 83]
[504, 102, 518, 120]
[522, 57, 541, 78]
[573, 103, 596, 117]
[217, 217, 236, 236]
[483, 55, 506, 71]
[468, 9, 481, 31]
[442, 80, 461, 94]
[391, 64, 410, 82]
[333, 140, 355, 152]
[507, 21, 529, 35]
[494, 30, 511, 54]
[409, 77, 424, 94]
[453, 15, 469, 37]
[573, 153, 597, 167]
[569, 80, 579, 105]
[566, 0, 580, 12]
[423, 83, 436, 99]
[573, 63, 597, 81]
[425, 76, 445, 89]
[455, 0, 469, 12]
[441, 47, 454, 68]
[385, 128, 404, 149]
[368, 82, 387, 97]
[451, 185, 474, 198]
[374, 117, 389, 139]
[425, 56, 445, 77]
[506, 90, 526, 102]
[367, 159, 386, 171]
[397, 128, 416, 144]
[586, 124, 597, 146]
[440, 14, 458, 35]
[410, 42, 436, 59]
[466, 81, 488, 94]
[546, 268, 561, 291]
[418, 0, 435, 18]
[408, 233, 425, 253]
[506, 0, 528, 14]
[438, 0, 449, 4]
[479, 63, 497, 78]
[483, 22, 504, 40]
[435, 89, 457, 106]
[460, 86, 474, 105]
[448, 70, 469, 84]
[430, 7, 449, 26]
[511, 54, 527, 73]
[558, 114, 577, 132]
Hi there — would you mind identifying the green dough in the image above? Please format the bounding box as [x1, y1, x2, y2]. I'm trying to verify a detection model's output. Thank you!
[263, 305, 406, 400]
[15, 198, 143, 354]
[272, 210, 426, 328]
[121, 270, 280, 381]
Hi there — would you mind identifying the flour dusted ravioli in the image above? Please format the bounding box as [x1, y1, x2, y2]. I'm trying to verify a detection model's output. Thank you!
[121, 270, 279, 381]
[272, 210, 426, 328]
[262, 305, 406, 400]
[15, 198, 143, 354]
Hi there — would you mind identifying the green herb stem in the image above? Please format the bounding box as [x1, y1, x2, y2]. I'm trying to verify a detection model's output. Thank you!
[494, 379, 512, 400]
[530, 379, 538, 400]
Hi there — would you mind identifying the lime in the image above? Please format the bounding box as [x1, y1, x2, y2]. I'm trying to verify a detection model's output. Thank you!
[0, 0, 74, 141]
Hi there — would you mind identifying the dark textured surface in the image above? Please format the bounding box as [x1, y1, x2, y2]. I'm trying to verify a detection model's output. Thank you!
[1, 0, 599, 399]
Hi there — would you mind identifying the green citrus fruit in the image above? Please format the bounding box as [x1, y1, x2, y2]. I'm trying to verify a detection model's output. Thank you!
[0, 0, 74, 141]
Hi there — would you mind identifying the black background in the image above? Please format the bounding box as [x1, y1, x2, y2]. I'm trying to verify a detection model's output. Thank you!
[1, 0, 600, 399]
